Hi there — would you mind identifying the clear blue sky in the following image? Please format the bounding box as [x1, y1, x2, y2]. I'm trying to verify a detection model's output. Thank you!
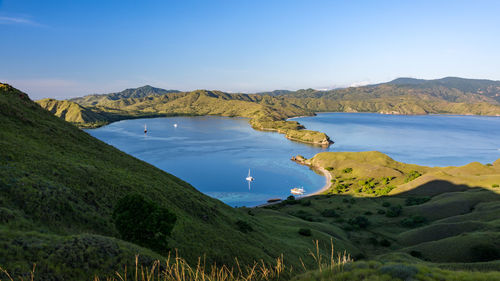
[1, 0, 500, 99]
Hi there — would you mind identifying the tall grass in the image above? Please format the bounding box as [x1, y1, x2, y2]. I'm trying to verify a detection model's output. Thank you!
[0, 240, 352, 281]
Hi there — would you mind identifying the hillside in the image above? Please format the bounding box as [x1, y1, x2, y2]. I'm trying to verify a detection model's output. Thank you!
[271, 151, 500, 267]
[0, 83, 350, 280]
[36, 98, 108, 128]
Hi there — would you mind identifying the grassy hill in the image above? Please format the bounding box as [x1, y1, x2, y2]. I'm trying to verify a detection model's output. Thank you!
[0, 83, 354, 280]
[36, 98, 108, 128]
[271, 151, 500, 267]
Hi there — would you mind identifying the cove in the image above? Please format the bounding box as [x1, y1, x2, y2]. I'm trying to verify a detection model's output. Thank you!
[86, 116, 326, 207]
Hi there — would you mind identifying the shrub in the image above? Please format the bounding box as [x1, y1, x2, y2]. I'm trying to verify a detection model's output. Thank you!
[300, 200, 311, 206]
[401, 215, 426, 227]
[321, 209, 339, 217]
[113, 194, 177, 253]
[380, 239, 391, 247]
[235, 220, 253, 233]
[342, 198, 349, 203]
[405, 197, 430, 206]
[287, 195, 295, 201]
[290, 210, 315, 221]
[377, 209, 386, 215]
[386, 205, 402, 217]
[334, 183, 350, 193]
[375, 185, 396, 196]
[379, 264, 418, 280]
[382, 202, 391, 207]
[410, 250, 423, 258]
[492, 184, 499, 188]
[470, 244, 500, 262]
[364, 211, 373, 215]
[350, 198, 356, 204]
[325, 166, 334, 171]
[348, 216, 370, 229]
[343, 167, 353, 173]
[284, 195, 299, 205]
[486, 163, 493, 166]
[298, 228, 312, 236]
[405, 170, 422, 183]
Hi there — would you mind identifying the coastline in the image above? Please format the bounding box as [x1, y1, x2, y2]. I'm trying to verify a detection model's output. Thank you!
[307, 166, 332, 196]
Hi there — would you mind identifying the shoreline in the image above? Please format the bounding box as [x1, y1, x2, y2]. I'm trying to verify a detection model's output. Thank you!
[307, 166, 332, 196]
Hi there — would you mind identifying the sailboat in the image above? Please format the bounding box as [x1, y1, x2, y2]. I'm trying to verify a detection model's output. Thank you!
[246, 169, 254, 190]
[173, 123, 178, 128]
[144, 124, 147, 134]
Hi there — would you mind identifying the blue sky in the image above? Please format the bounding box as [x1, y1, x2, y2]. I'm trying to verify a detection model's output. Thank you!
[1, 0, 500, 99]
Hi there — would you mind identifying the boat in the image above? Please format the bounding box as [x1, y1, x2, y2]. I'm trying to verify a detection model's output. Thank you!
[173, 124, 178, 128]
[144, 124, 147, 134]
[290, 187, 305, 195]
[246, 169, 254, 190]
[246, 169, 254, 182]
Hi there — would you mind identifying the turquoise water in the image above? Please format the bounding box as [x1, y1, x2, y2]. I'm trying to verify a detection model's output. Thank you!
[86, 116, 326, 207]
[87, 113, 500, 206]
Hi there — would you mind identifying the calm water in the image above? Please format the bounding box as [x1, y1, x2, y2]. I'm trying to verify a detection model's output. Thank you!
[87, 116, 326, 207]
[295, 113, 500, 167]
[87, 113, 500, 206]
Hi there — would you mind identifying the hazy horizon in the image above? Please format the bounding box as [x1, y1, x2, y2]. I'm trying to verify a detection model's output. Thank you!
[2, 0, 500, 99]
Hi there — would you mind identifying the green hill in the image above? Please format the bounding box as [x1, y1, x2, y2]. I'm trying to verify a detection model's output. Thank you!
[275, 151, 500, 267]
[0, 83, 351, 280]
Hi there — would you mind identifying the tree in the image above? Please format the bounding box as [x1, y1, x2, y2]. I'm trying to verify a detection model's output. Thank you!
[113, 193, 177, 253]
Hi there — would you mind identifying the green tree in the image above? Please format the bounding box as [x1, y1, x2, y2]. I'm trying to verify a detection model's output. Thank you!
[113, 193, 177, 253]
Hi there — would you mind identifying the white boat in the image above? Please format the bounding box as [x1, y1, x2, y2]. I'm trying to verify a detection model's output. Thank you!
[144, 124, 147, 134]
[291, 187, 305, 195]
[173, 124, 178, 128]
[246, 169, 254, 182]
[246, 169, 254, 190]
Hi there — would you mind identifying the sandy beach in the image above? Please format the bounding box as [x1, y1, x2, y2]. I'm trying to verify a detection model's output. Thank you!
[307, 166, 333, 196]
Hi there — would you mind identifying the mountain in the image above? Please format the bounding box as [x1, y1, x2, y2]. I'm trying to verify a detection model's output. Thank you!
[268, 77, 500, 115]
[70, 85, 180, 106]
[0, 83, 349, 280]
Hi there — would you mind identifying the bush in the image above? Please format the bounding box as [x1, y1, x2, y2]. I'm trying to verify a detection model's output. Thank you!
[382, 202, 391, 207]
[113, 194, 177, 253]
[410, 250, 423, 258]
[401, 215, 426, 227]
[321, 209, 339, 217]
[405, 170, 422, 183]
[470, 244, 500, 262]
[325, 166, 334, 171]
[342, 167, 353, 173]
[364, 211, 373, 215]
[298, 228, 312, 236]
[379, 264, 418, 280]
[290, 210, 315, 221]
[377, 209, 386, 215]
[405, 197, 430, 206]
[492, 184, 499, 188]
[375, 185, 396, 196]
[380, 239, 391, 247]
[235, 220, 253, 233]
[386, 205, 402, 217]
[300, 200, 311, 206]
[348, 216, 370, 229]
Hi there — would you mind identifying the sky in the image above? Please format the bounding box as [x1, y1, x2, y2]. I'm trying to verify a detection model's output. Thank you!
[1, 0, 500, 99]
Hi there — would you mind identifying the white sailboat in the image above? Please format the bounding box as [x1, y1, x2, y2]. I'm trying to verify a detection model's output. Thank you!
[144, 124, 147, 134]
[173, 123, 178, 128]
[246, 169, 254, 190]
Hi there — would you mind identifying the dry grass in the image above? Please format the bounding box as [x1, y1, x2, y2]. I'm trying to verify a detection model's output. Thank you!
[0, 241, 351, 281]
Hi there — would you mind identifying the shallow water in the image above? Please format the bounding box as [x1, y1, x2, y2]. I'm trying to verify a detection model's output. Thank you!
[87, 113, 500, 206]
